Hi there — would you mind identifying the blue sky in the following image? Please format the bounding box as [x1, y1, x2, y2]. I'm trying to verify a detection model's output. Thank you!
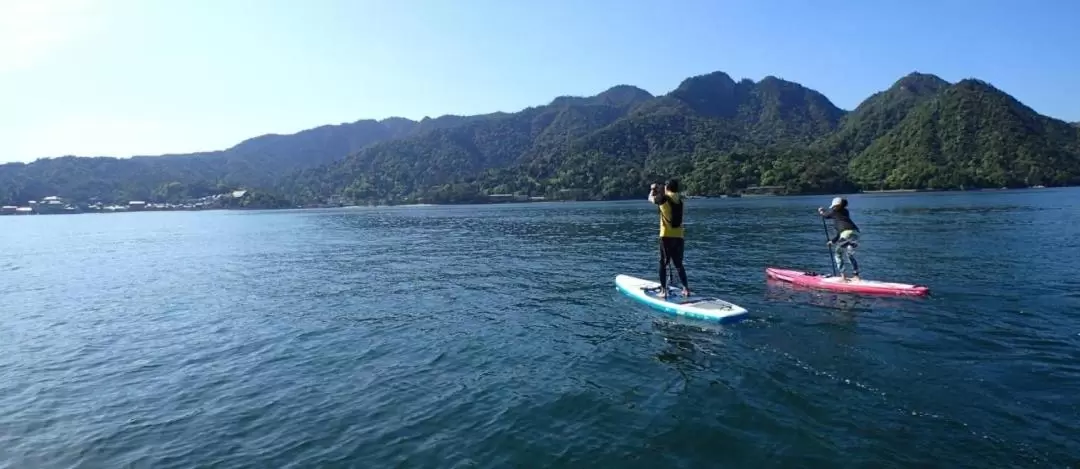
[1, 0, 1078, 163]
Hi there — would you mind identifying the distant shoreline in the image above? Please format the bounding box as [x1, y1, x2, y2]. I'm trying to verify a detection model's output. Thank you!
[296, 185, 1065, 209]
[0, 184, 1065, 216]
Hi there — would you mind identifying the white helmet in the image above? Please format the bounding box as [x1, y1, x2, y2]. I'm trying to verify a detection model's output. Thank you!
[830, 197, 844, 208]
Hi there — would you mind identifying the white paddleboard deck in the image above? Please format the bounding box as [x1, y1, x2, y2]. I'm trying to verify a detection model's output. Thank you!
[615, 274, 749, 322]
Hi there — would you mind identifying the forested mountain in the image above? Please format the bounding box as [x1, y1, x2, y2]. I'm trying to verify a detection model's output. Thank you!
[2, 69, 1079, 207]
[847, 79, 1080, 189]
[282, 72, 864, 203]
[205, 118, 420, 185]
[0, 117, 419, 205]
[283, 70, 1080, 204]
[277, 85, 657, 203]
[818, 72, 950, 157]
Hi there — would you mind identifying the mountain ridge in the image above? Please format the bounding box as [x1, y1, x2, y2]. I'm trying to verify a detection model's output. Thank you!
[10, 72, 1079, 163]
[2, 70, 1079, 206]
[280, 70, 1079, 204]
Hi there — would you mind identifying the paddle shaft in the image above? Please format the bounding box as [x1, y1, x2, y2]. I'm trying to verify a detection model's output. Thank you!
[822, 215, 837, 277]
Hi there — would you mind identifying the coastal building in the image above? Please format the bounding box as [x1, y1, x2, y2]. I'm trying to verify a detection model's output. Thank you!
[556, 189, 587, 200]
[1, 188, 259, 216]
[36, 196, 68, 214]
[741, 185, 784, 196]
[487, 193, 529, 203]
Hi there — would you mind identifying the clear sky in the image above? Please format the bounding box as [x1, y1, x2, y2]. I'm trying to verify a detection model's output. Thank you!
[2, 0, 1078, 163]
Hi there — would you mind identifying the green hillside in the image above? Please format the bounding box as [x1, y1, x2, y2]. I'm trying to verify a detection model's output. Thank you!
[0, 118, 419, 205]
[283, 71, 1079, 204]
[2, 70, 1078, 207]
[848, 79, 1080, 189]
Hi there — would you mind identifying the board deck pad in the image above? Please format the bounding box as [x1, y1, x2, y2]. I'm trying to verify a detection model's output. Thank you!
[615, 274, 749, 322]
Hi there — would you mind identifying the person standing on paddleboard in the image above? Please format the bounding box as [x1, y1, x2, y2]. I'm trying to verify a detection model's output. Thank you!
[649, 179, 690, 298]
[818, 197, 861, 281]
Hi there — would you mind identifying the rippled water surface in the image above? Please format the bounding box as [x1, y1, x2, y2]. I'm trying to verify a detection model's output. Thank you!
[2, 188, 1079, 468]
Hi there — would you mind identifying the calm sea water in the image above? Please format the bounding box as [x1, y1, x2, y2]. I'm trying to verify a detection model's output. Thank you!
[2, 188, 1078, 468]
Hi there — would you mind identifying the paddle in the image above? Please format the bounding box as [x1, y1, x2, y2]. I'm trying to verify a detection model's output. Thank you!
[821, 215, 837, 277]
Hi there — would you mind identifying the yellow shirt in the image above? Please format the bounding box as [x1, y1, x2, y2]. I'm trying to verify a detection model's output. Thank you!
[657, 191, 684, 238]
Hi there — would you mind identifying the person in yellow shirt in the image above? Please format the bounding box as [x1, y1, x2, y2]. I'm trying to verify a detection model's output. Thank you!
[648, 179, 690, 298]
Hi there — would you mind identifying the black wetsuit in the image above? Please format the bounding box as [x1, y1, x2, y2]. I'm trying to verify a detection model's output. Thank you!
[651, 191, 687, 291]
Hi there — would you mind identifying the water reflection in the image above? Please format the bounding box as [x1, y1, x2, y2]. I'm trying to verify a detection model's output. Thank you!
[647, 318, 733, 394]
[763, 279, 879, 313]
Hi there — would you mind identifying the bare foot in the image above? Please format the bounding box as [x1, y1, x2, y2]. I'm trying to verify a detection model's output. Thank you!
[681, 288, 691, 297]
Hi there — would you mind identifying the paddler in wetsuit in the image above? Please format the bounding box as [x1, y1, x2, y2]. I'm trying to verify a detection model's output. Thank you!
[648, 179, 690, 298]
[818, 197, 861, 281]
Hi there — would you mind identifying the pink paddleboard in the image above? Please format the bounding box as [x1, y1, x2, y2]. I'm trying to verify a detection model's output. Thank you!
[765, 267, 929, 296]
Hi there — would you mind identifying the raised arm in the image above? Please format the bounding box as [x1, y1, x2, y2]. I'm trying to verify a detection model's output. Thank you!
[648, 183, 668, 205]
